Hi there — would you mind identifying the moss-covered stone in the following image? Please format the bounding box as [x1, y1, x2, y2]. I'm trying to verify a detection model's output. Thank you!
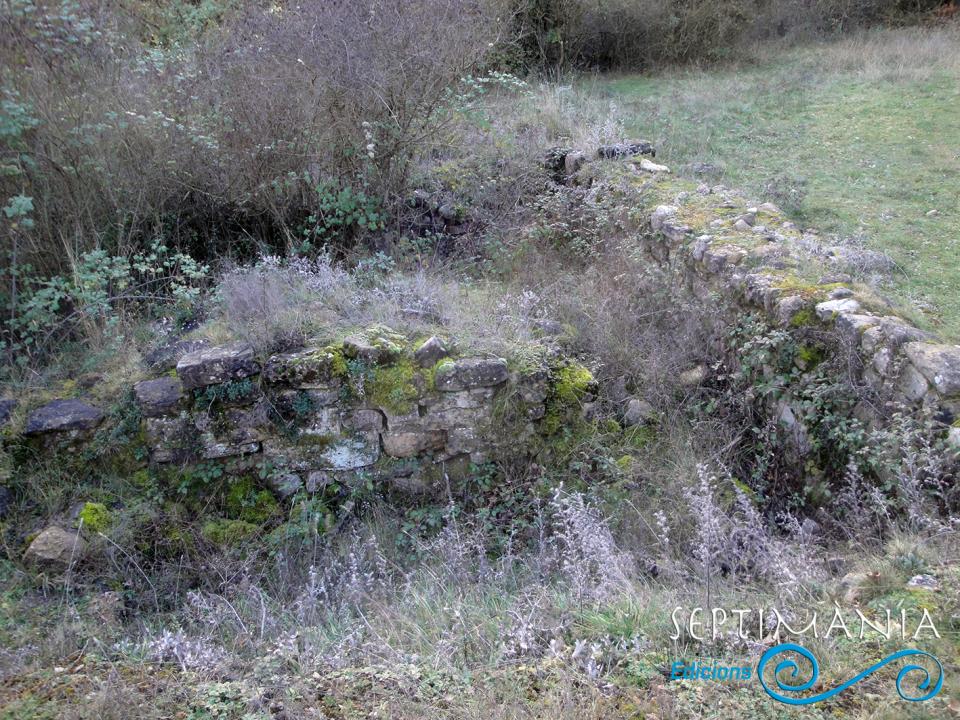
[201, 518, 258, 546]
[78, 502, 112, 534]
[553, 364, 594, 405]
[324, 344, 349, 378]
[543, 362, 595, 435]
[368, 359, 420, 415]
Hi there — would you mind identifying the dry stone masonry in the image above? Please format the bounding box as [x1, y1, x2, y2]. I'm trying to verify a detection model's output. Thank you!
[548, 142, 960, 451]
[10, 327, 576, 498]
[645, 184, 958, 432]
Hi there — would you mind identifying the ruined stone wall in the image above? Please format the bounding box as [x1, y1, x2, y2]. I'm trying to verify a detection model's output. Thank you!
[554, 142, 960, 448]
[9, 327, 573, 497]
[645, 187, 960, 448]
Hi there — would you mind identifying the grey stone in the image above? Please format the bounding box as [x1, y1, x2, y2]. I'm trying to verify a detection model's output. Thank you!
[650, 205, 677, 232]
[897, 364, 930, 403]
[24, 399, 104, 436]
[341, 409, 385, 432]
[903, 343, 960, 397]
[306, 471, 332, 493]
[276, 387, 341, 414]
[176, 344, 259, 390]
[144, 339, 209, 372]
[906, 574, 939, 591]
[24, 526, 86, 569]
[815, 298, 861, 322]
[414, 336, 449, 368]
[733, 218, 752, 232]
[145, 416, 194, 463]
[320, 435, 379, 470]
[264, 348, 341, 386]
[860, 326, 885, 355]
[872, 347, 894, 376]
[637, 158, 670, 173]
[564, 150, 586, 176]
[828, 287, 853, 300]
[777, 401, 812, 457]
[133, 377, 183, 417]
[623, 398, 655, 426]
[691, 235, 712, 262]
[704, 247, 745, 273]
[425, 387, 497, 412]
[776, 296, 807, 326]
[679, 365, 707, 387]
[269, 472, 303, 498]
[379, 407, 423, 430]
[442, 426, 485, 461]
[299, 407, 342, 438]
[597, 141, 655, 159]
[835, 313, 880, 346]
[516, 369, 550, 404]
[381, 429, 447, 458]
[423, 405, 491, 430]
[198, 436, 261, 460]
[435, 358, 509, 391]
[343, 331, 403, 364]
[879, 317, 931, 349]
[660, 221, 691, 243]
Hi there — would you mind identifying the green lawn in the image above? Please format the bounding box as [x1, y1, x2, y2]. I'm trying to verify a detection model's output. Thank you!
[594, 30, 960, 338]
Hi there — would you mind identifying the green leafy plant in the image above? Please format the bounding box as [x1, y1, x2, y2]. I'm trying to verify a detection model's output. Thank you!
[302, 178, 383, 253]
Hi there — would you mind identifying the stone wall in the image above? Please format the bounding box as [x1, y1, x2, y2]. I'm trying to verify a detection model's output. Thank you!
[7, 326, 575, 497]
[553, 142, 960, 449]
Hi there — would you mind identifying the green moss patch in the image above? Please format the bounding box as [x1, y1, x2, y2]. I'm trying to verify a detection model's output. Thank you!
[543, 362, 595, 435]
[78, 502, 113, 534]
[201, 518, 258, 547]
[225, 478, 280, 524]
[368, 359, 421, 415]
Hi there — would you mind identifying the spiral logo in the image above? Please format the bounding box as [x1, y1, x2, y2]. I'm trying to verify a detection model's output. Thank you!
[757, 643, 943, 705]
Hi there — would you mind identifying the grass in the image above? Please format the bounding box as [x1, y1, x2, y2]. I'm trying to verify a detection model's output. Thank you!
[588, 24, 960, 339]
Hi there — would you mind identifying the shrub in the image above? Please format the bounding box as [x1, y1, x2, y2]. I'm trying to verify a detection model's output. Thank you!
[510, 0, 944, 71]
[0, 0, 506, 329]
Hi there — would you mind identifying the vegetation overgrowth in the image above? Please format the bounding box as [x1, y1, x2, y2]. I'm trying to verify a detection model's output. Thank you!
[1, 1, 959, 717]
